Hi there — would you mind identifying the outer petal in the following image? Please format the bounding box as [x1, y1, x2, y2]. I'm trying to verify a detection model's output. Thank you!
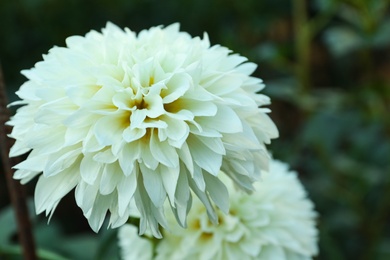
[35, 156, 81, 215]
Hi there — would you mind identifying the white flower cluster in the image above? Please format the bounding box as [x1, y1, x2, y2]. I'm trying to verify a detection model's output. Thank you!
[8, 22, 278, 237]
[119, 159, 318, 260]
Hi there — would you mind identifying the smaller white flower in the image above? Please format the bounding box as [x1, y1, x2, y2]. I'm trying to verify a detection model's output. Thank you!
[118, 224, 153, 260]
[118, 159, 318, 260]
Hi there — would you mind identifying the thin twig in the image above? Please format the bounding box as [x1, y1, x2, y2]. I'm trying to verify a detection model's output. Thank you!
[0, 64, 37, 260]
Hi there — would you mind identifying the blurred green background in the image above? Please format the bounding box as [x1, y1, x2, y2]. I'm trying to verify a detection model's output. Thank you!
[1, 0, 390, 259]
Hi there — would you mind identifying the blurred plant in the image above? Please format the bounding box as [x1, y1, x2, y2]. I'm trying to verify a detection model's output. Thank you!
[0, 201, 120, 260]
[261, 0, 390, 259]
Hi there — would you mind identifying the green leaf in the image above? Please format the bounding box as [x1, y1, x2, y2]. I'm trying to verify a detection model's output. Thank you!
[0, 244, 69, 260]
[323, 26, 364, 57]
[95, 228, 120, 260]
[372, 19, 390, 47]
[0, 204, 17, 245]
[58, 235, 99, 260]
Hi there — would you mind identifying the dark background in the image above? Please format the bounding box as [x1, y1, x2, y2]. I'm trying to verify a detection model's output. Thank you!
[1, 0, 390, 259]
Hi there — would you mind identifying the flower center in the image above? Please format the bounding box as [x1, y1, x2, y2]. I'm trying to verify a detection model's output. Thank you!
[135, 98, 148, 110]
[199, 232, 213, 241]
[148, 76, 154, 86]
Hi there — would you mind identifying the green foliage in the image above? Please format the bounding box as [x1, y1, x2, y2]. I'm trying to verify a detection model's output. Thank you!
[0, 0, 389, 259]
[0, 202, 119, 259]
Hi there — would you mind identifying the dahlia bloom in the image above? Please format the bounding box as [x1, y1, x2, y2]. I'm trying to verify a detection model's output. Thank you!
[118, 159, 318, 260]
[8, 22, 278, 237]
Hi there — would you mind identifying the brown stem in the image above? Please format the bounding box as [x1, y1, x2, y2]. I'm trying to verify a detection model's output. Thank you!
[0, 65, 37, 260]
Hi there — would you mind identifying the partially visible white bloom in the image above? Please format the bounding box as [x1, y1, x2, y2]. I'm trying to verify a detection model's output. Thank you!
[118, 224, 153, 260]
[154, 159, 318, 260]
[8, 22, 278, 237]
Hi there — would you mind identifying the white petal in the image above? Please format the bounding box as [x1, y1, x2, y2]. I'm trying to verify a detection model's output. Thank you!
[195, 135, 225, 155]
[123, 127, 146, 142]
[9, 140, 31, 157]
[192, 164, 205, 191]
[187, 172, 217, 224]
[188, 122, 222, 138]
[134, 175, 165, 238]
[35, 157, 81, 215]
[204, 74, 243, 96]
[108, 210, 129, 229]
[165, 98, 217, 117]
[223, 165, 254, 193]
[80, 154, 102, 185]
[196, 104, 242, 134]
[172, 163, 191, 226]
[250, 112, 279, 142]
[139, 141, 159, 170]
[140, 164, 166, 208]
[163, 73, 191, 103]
[13, 151, 47, 172]
[94, 115, 125, 146]
[64, 126, 90, 146]
[75, 180, 99, 214]
[64, 109, 99, 128]
[118, 142, 140, 175]
[26, 126, 66, 154]
[177, 142, 194, 174]
[204, 173, 229, 214]
[87, 193, 114, 232]
[150, 131, 179, 168]
[161, 115, 189, 148]
[93, 148, 117, 163]
[239, 238, 261, 256]
[236, 61, 257, 75]
[35, 109, 64, 125]
[223, 121, 261, 149]
[144, 95, 164, 118]
[130, 109, 147, 129]
[187, 135, 222, 176]
[44, 147, 82, 177]
[66, 84, 102, 106]
[99, 163, 122, 195]
[117, 172, 137, 217]
[83, 128, 105, 153]
[112, 88, 135, 110]
[160, 165, 180, 206]
[13, 169, 38, 181]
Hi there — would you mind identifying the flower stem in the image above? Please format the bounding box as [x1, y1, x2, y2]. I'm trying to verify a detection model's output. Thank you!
[0, 64, 37, 260]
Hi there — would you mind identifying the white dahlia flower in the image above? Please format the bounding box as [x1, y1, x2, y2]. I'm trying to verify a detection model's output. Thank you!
[154, 159, 318, 260]
[8, 22, 278, 237]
